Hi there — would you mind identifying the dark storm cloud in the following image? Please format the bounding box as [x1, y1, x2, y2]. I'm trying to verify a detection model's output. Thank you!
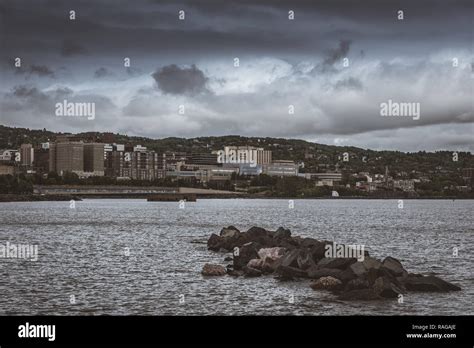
[152, 64, 209, 95]
[60, 39, 87, 57]
[94, 67, 112, 78]
[334, 77, 363, 91]
[1, 0, 471, 63]
[15, 65, 55, 78]
[324, 40, 352, 66]
[28, 65, 54, 77]
[0, 0, 472, 151]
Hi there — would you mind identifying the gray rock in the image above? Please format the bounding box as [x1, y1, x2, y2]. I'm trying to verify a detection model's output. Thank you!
[220, 227, 240, 238]
[297, 249, 317, 270]
[279, 249, 300, 268]
[207, 233, 224, 251]
[233, 242, 261, 270]
[349, 261, 367, 277]
[345, 278, 370, 291]
[243, 266, 262, 277]
[373, 276, 404, 298]
[310, 276, 343, 291]
[275, 265, 307, 279]
[337, 268, 358, 283]
[317, 257, 357, 270]
[274, 227, 291, 239]
[309, 243, 327, 262]
[362, 257, 382, 271]
[306, 266, 343, 280]
[382, 257, 408, 276]
[404, 275, 461, 292]
[201, 263, 226, 276]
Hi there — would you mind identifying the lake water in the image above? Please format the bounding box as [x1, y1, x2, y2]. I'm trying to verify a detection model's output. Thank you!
[0, 199, 472, 315]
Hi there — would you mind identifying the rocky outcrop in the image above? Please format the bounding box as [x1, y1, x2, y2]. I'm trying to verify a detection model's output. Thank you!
[205, 226, 462, 300]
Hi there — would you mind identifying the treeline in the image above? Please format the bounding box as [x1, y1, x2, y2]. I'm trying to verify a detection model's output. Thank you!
[0, 174, 34, 194]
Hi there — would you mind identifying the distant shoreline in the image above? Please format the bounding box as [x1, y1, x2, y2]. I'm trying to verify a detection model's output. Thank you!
[1, 194, 472, 202]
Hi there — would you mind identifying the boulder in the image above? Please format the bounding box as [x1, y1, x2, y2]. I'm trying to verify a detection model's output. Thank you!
[258, 247, 286, 261]
[349, 261, 367, 277]
[345, 278, 370, 291]
[337, 268, 358, 283]
[338, 289, 382, 301]
[243, 266, 262, 277]
[274, 227, 291, 240]
[310, 276, 343, 291]
[382, 257, 408, 277]
[404, 275, 461, 292]
[309, 243, 327, 262]
[207, 233, 224, 251]
[306, 266, 343, 280]
[224, 256, 233, 262]
[247, 258, 264, 270]
[373, 276, 404, 298]
[277, 239, 300, 250]
[362, 257, 382, 271]
[245, 227, 275, 248]
[201, 263, 226, 276]
[297, 249, 317, 270]
[300, 237, 321, 248]
[220, 226, 240, 238]
[278, 249, 300, 268]
[275, 265, 307, 279]
[233, 242, 261, 270]
[258, 247, 286, 272]
[317, 257, 357, 270]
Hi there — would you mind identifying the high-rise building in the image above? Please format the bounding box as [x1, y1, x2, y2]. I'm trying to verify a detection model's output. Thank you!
[53, 142, 84, 175]
[33, 147, 50, 174]
[264, 160, 298, 177]
[221, 146, 272, 165]
[104, 145, 165, 180]
[20, 144, 34, 166]
[84, 143, 105, 175]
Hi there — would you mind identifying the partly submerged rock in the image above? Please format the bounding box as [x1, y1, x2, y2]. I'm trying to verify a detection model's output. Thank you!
[373, 276, 404, 298]
[310, 276, 343, 291]
[275, 265, 307, 279]
[382, 257, 408, 277]
[201, 263, 226, 276]
[403, 275, 461, 292]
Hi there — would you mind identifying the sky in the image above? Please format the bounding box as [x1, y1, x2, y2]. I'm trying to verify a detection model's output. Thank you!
[0, 0, 472, 151]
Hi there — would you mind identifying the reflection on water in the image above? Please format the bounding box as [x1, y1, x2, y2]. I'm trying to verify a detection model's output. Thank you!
[0, 199, 472, 315]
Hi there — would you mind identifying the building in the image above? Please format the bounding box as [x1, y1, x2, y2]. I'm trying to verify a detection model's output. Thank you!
[84, 143, 105, 176]
[188, 153, 219, 166]
[20, 144, 34, 166]
[33, 147, 50, 174]
[393, 179, 415, 192]
[0, 163, 15, 175]
[300, 172, 343, 186]
[264, 160, 298, 177]
[220, 146, 272, 165]
[52, 142, 84, 175]
[105, 145, 165, 180]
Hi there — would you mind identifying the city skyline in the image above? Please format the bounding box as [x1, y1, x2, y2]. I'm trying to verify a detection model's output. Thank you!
[0, 0, 473, 152]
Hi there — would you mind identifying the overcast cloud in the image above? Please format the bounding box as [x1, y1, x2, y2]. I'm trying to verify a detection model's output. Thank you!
[0, 0, 472, 151]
